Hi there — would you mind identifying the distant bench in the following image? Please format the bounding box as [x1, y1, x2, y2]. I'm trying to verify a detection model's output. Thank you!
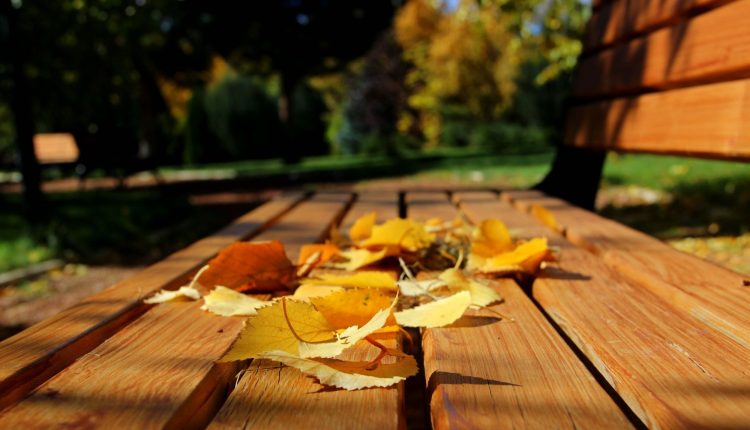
[32, 133, 161, 188]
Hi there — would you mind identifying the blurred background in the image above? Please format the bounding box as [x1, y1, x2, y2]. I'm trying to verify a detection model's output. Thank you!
[1, 0, 748, 335]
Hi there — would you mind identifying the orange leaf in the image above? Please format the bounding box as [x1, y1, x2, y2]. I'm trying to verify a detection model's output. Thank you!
[200, 241, 295, 293]
[297, 243, 341, 267]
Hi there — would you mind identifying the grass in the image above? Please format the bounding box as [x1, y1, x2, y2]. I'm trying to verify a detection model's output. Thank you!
[2, 149, 749, 273]
[0, 189, 260, 271]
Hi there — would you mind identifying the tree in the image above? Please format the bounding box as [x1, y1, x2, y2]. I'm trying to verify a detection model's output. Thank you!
[203, 1, 396, 162]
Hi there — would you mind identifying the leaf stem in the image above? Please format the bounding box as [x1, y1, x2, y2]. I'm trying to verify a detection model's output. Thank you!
[364, 336, 390, 370]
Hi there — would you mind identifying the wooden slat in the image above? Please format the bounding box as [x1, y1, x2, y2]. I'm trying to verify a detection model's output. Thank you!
[575, 0, 750, 99]
[564, 78, 750, 158]
[0, 192, 306, 412]
[209, 192, 404, 430]
[502, 190, 750, 349]
[583, 0, 729, 53]
[0, 193, 352, 429]
[406, 192, 632, 429]
[486, 194, 750, 428]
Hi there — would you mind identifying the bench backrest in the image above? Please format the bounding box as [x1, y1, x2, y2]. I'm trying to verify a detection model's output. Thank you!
[565, 0, 750, 160]
[33, 133, 79, 165]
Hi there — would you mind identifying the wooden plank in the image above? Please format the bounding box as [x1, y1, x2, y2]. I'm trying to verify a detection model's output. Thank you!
[564, 78, 750, 158]
[0, 193, 351, 429]
[502, 190, 750, 349]
[488, 193, 750, 428]
[409, 192, 633, 429]
[575, 0, 750, 99]
[0, 192, 306, 412]
[583, 0, 730, 53]
[209, 193, 405, 430]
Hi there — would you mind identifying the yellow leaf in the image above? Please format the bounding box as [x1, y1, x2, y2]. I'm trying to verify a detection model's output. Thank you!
[438, 268, 501, 306]
[222, 294, 397, 360]
[394, 291, 472, 328]
[311, 288, 396, 328]
[258, 349, 418, 390]
[397, 279, 446, 296]
[332, 248, 389, 271]
[144, 286, 200, 304]
[349, 211, 377, 241]
[293, 284, 345, 301]
[221, 299, 335, 361]
[531, 204, 561, 232]
[200, 286, 271, 316]
[361, 218, 435, 252]
[479, 237, 552, 274]
[468, 219, 513, 267]
[301, 271, 397, 290]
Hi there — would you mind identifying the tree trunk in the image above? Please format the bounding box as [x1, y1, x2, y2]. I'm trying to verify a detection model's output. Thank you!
[279, 71, 301, 164]
[2, 0, 42, 216]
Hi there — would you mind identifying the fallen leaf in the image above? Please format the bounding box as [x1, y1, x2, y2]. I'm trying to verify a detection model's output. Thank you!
[361, 218, 435, 252]
[332, 248, 390, 271]
[293, 284, 345, 301]
[301, 271, 397, 290]
[144, 286, 201, 304]
[397, 279, 446, 296]
[222, 293, 396, 360]
[311, 288, 396, 328]
[394, 291, 472, 328]
[200, 286, 271, 316]
[297, 243, 340, 269]
[349, 212, 377, 242]
[467, 219, 513, 269]
[478, 237, 552, 274]
[531, 204, 561, 232]
[258, 349, 418, 390]
[200, 241, 295, 292]
[438, 268, 501, 306]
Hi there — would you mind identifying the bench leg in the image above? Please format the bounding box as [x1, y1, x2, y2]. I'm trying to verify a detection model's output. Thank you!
[534, 145, 606, 210]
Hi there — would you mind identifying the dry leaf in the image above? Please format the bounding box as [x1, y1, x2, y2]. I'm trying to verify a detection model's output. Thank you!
[397, 279, 446, 296]
[258, 349, 418, 390]
[394, 291, 472, 328]
[222, 293, 396, 360]
[478, 237, 552, 274]
[297, 243, 340, 269]
[531, 204, 561, 232]
[361, 218, 435, 252]
[349, 211, 377, 242]
[332, 248, 390, 271]
[467, 219, 513, 270]
[311, 288, 396, 328]
[200, 241, 295, 292]
[301, 271, 397, 290]
[200, 286, 271, 316]
[439, 268, 502, 307]
[144, 286, 201, 304]
[293, 284, 345, 301]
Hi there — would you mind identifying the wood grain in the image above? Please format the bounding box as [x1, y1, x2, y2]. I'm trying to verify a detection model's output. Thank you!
[0, 193, 352, 429]
[575, 0, 750, 99]
[0, 192, 305, 412]
[209, 193, 405, 430]
[502, 190, 750, 349]
[408, 192, 632, 429]
[583, 0, 730, 53]
[564, 78, 750, 158]
[487, 193, 750, 428]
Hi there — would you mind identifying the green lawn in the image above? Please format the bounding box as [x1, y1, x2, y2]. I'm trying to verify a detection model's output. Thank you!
[2, 150, 749, 273]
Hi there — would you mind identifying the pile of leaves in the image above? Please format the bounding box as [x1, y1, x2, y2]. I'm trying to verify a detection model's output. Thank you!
[144, 212, 554, 390]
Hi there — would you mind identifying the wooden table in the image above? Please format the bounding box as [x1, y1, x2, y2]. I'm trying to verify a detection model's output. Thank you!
[0, 189, 749, 429]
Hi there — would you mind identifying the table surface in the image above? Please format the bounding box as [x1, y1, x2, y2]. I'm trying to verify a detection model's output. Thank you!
[0, 188, 749, 429]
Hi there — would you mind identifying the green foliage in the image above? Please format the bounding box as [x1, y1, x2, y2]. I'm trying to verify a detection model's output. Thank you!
[203, 74, 281, 160]
[467, 122, 550, 154]
[0, 103, 14, 165]
[290, 82, 329, 157]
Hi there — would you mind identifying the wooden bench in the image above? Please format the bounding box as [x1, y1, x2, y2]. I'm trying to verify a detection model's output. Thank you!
[1, 1, 749, 428]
